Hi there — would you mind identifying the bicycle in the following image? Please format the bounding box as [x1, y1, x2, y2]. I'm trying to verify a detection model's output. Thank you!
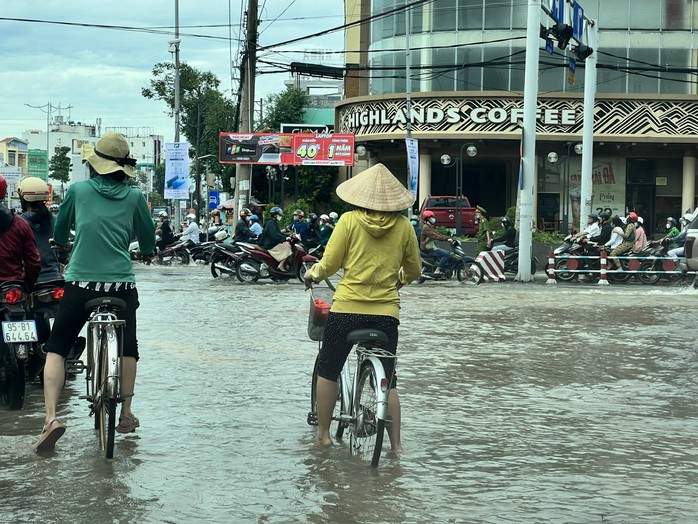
[66, 296, 126, 459]
[306, 284, 397, 467]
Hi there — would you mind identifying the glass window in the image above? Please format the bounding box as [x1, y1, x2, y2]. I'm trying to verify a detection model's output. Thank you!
[395, 10, 406, 37]
[627, 44, 659, 94]
[484, 0, 510, 29]
[538, 58, 565, 94]
[629, 0, 661, 30]
[458, 0, 483, 30]
[394, 52, 406, 93]
[433, 0, 457, 31]
[511, 1, 527, 30]
[599, 0, 629, 30]
[660, 48, 690, 94]
[509, 45, 525, 92]
[662, 0, 692, 30]
[371, 15, 384, 43]
[596, 47, 628, 94]
[410, 4, 423, 33]
[482, 46, 511, 90]
[370, 53, 387, 94]
[431, 48, 456, 91]
[456, 47, 483, 90]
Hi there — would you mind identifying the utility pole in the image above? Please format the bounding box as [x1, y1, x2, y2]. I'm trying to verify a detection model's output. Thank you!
[171, 0, 182, 225]
[235, 0, 258, 212]
[24, 102, 73, 183]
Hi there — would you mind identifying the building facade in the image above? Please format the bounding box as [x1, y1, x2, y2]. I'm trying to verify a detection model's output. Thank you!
[340, 0, 698, 234]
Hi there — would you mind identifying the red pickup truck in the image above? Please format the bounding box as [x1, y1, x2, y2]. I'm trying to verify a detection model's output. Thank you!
[418, 195, 479, 235]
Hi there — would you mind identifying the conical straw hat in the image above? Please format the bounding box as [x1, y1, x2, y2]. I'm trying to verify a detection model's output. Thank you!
[336, 163, 415, 212]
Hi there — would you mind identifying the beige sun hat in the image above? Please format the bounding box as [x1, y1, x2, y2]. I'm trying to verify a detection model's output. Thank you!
[336, 163, 415, 212]
[83, 132, 137, 177]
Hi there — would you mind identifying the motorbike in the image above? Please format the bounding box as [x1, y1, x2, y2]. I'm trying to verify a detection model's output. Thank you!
[554, 235, 594, 282]
[0, 281, 35, 409]
[235, 235, 319, 283]
[637, 240, 682, 285]
[418, 238, 482, 284]
[190, 229, 229, 264]
[210, 242, 248, 278]
[130, 237, 191, 265]
[501, 246, 539, 275]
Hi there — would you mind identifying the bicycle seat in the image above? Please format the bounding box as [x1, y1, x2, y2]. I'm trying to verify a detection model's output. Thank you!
[84, 297, 127, 312]
[346, 329, 389, 348]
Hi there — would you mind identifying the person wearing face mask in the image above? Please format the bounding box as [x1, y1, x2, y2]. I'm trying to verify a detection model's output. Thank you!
[660, 217, 681, 249]
[233, 208, 255, 243]
[261, 206, 293, 272]
[410, 215, 421, 240]
[474, 205, 491, 252]
[155, 211, 175, 251]
[419, 210, 453, 276]
[289, 209, 309, 244]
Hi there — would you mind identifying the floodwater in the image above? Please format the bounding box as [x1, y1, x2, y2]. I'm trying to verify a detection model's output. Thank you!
[1, 265, 697, 523]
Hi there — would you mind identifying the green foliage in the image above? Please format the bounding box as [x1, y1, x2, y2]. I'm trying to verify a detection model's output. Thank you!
[259, 87, 309, 131]
[48, 146, 71, 184]
[532, 230, 565, 243]
[298, 165, 337, 205]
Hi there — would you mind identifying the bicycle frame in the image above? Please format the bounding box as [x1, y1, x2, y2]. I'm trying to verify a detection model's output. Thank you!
[85, 312, 125, 412]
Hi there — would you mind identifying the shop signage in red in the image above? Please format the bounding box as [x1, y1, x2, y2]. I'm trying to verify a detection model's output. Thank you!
[291, 134, 355, 166]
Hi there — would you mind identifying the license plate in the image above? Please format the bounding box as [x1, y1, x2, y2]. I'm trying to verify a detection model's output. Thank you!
[2, 321, 39, 343]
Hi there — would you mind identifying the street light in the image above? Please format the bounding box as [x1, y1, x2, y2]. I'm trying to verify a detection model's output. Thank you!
[265, 166, 277, 204]
[440, 143, 477, 235]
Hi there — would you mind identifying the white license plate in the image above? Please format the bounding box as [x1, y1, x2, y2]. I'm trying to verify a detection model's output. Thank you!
[2, 321, 39, 343]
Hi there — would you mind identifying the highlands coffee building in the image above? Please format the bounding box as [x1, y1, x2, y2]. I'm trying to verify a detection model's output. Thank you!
[339, 0, 698, 234]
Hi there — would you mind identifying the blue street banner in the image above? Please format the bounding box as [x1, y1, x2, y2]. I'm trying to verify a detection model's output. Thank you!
[573, 2, 585, 41]
[405, 138, 419, 199]
[551, 0, 564, 23]
[208, 191, 220, 210]
[164, 142, 190, 200]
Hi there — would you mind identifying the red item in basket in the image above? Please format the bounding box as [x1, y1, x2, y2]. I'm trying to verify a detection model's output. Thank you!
[313, 299, 331, 319]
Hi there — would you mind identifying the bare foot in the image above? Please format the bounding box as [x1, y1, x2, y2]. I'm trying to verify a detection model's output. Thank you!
[314, 436, 333, 446]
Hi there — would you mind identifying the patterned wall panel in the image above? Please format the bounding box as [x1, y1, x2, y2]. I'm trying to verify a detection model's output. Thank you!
[337, 97, 698, 140]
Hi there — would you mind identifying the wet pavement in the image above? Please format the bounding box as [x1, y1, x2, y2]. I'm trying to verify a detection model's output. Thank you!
[1, 264, 697, 523]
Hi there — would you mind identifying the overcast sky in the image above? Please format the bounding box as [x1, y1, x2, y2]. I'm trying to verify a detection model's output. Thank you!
[0, 1, 344, 146]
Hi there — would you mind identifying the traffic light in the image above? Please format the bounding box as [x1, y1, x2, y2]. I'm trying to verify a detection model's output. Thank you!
[574, 44, 594, 60]
[550, 23, 573, 50]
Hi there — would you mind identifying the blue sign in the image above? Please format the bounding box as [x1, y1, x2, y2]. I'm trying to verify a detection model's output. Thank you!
[208, 191, 220, 209]
[551, 0, 564, 23]
[545, 37, 554, 55]
[573, 2, 585, 40]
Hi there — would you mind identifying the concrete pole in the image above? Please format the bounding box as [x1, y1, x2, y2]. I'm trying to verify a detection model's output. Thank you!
[682, 153, 696, 214]
[579, 20, 598, 222]
[173, 0, 182, 226]
[515, 0, 541, 282]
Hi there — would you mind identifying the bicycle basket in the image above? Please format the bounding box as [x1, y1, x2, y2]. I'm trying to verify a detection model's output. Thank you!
[308, 286, 334, 342]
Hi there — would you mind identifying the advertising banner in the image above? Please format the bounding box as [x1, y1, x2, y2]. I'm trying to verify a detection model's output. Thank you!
[219, 133, 355, 166]
[164, 142, 190, 200]
[405, 138, 419, 198]
[290, 134, 355, 166]
[280, 123, 334, 134]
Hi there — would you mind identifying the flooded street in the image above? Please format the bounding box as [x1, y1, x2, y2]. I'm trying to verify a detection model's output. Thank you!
[2, 264, 697, 523]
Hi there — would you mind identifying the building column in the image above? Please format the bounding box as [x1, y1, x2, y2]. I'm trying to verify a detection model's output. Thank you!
[682, 152, 696, 214]
[418, 152, 432, 207]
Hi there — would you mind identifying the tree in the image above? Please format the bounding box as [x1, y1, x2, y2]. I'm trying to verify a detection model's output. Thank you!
[48, 146, 71, 189]
[259, 87, 308, 132]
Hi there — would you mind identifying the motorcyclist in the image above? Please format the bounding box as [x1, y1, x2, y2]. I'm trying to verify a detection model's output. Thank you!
[155, 211, 175, 251]
[248, 214, 262, 239]
[49, 203, 60, 218]
[289, 209, 309, 244]
[660, 217, 681, 248]
[607, 211, 638, 269]
[419, 210, 453, 276]
[491, 216, 516, 253]
[177, 213, 201, 248]
[306, 212, 322, 248]
[261, 206, 292, 272]
[0, 174, 41, 291]
[16, 177, 62, 283]
[666, 213, 693, 259]
[587, 212, 613, 249]
[319, 214, 334, 246]
[572, 213, 601, 242]
[233, 207, 256, 243]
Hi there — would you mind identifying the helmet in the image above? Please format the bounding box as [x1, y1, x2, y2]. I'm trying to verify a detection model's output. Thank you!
[667, 217, 677, 225]
[620, 216, 627, 225]
[239, 207, 251, 217]
[16, 177, 50, 202]
[249, 214, 259, 221]
[186, 213, 196, 221]
[599, 212, 611, 221]
[158, 211, 168, 218]
[293, 209, 304, 217]
[320, 214, 330, 221]
[0, 175, 6, 199]
[49, 203, 60, 213]
[308, 212, 317, 221]
[422, 210, 435, 220]
[329, 212, 339, 220]
[587, 213, 599, 221]
[501, 216, 511, 226]
[214, 230, 229, 241]
[637, 216, 644, 224]
[627, 212, 638, 222]
[270, 206, 283, 217]
[682, 213, 693, 222]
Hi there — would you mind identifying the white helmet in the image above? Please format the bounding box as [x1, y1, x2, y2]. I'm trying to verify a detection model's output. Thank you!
[320, 214, 330, 221]
[682, 213, 693, 223]
[329, 212, 339, 220]
[159, 211, 168, 218]
[186, 213, 196, 221]
[214, 230, 229, 241]
[637, 216, 644, 224]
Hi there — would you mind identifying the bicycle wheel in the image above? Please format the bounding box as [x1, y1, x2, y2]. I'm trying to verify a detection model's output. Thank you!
[457, 260, 483, 284]
[309, 356, 345, 440]
[97, 334, 116, 459]
[350, 361, 385, 466]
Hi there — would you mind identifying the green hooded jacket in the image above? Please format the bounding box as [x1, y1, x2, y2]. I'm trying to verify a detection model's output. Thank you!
[54, 176, 155, 283]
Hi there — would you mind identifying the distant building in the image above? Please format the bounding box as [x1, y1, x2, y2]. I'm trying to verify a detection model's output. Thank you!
[0, 137, 28, 175]
[283, 78, 342, 129]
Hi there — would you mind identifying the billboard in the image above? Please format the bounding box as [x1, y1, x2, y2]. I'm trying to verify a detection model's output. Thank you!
[219, 132, 354, 166]
[280, 123, 334, 134]
[164, 142, 190, 200]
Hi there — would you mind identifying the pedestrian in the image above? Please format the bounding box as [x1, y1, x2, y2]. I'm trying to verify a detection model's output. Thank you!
[0, 174, 41, 291]
[33, 132, 155, 453]
[303, 163, 422, 450]
[475, 205, 491, 252]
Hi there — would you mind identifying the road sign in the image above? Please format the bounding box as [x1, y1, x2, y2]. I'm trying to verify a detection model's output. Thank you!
[545, 37, 554, 55]
[567, 58, 576, 86]
[573, 2, 585, 40]
[551, 0, 564, 23]
[208, 191, 220, 210]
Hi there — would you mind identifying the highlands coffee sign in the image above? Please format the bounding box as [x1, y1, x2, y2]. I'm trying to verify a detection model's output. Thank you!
[337, 96, 698, 139]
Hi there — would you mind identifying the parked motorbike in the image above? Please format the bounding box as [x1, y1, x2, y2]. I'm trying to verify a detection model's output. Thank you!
[235, 235, 319, 283]
[501, 246, 538, 275]
[418, 238, 482, 284]
[0, 281, 34, 409]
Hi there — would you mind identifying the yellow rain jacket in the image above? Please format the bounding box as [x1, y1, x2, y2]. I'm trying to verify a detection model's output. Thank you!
[308, 209, 421, 319]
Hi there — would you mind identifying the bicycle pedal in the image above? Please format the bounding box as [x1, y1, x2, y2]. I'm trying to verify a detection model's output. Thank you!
[306, 411, 318, 426]
[65, 359, 85, 374]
